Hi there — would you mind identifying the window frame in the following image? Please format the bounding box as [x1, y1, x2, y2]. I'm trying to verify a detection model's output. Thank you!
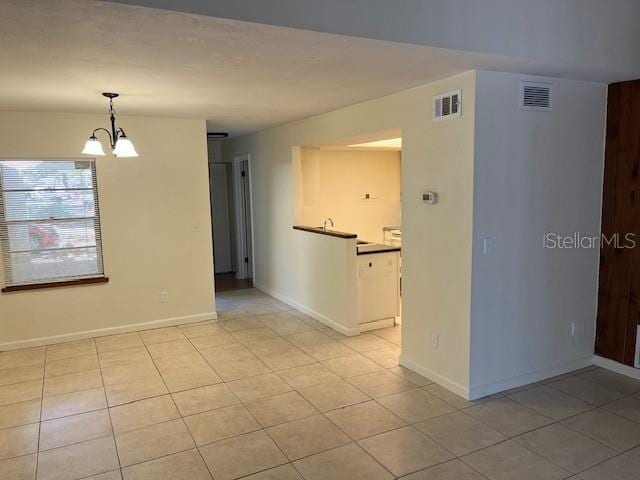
[0, 157, 108, 292]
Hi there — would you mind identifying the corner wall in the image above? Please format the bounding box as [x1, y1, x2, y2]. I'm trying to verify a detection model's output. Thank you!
[0, 112, 215, 349]
[224, 71, 477, 395]
[469, 71, 607, 397]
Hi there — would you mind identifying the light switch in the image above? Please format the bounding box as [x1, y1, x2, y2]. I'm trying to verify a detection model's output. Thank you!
[483, 237, 493, 255]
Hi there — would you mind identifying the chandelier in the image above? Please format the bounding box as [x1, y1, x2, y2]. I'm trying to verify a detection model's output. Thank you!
[82, 93, 138, 157]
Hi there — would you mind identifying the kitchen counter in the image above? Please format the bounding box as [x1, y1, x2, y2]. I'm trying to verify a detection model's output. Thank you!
[291, 224, 400, 334]
[293, 225, 357, 239]
[356, 242, 401, 255]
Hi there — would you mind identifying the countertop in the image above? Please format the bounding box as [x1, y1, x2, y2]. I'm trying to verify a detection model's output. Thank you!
[292, 225, 401, 254]
[357, 242, 401, 255]
[293, 225, 357, 239]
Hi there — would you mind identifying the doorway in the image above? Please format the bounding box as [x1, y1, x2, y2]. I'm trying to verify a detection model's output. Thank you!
[208, 151, 254, 293]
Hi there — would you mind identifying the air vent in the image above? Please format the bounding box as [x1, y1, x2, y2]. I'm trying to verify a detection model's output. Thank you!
[520, 81, 552, 110]
[434, 90, 461, 120]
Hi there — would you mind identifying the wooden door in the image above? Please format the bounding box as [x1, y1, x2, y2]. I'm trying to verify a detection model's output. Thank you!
[596, 79, 640, 366]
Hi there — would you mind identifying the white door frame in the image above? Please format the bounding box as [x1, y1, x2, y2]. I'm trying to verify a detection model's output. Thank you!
[233, 154, 255, 280]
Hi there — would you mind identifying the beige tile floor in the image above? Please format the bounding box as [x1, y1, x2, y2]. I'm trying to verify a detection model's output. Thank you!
[1, 288, 640, 479]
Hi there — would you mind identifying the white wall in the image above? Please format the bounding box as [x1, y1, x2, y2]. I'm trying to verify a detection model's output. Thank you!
[290, 230, 358, 336]
[469, 71, 606, 397]
[298, 148, 401, 243]
[0, 111, 215, 349]
[224, 71, 477, 395]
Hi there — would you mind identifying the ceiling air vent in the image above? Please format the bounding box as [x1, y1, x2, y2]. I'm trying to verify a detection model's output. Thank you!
[520, 81, 552, 111]
[434, 90, 461, 120]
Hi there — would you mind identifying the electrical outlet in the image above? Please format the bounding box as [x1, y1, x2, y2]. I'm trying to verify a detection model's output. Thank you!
[431, 333, 439, 349]
[160, 291, 169, 303]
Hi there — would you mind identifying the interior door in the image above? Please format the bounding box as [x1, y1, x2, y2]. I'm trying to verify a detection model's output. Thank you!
[210, 163, 233, 274]
[596, 79, 640, 367]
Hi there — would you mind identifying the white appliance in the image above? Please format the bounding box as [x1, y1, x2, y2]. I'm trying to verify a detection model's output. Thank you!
[382, 226, 402, 246]
[357, 251, 400, 331]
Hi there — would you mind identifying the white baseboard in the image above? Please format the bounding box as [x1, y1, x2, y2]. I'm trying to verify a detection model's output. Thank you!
[593, 354, 640, 380]
[254, 282, 359, 336]
[399, 355, 470, 399]
[0, 312, 218, 351]
[398, 355, 594, 401]
[393, 353, 638, 401]
[359, 318, 395, 332]
[468, 356, 594, 400]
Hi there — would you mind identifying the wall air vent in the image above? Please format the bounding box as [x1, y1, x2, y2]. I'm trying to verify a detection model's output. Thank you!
[520, 81, 552, 111]
[434, 90, 461, 120]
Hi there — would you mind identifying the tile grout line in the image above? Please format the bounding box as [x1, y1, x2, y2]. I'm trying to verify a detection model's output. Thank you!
[97, 332, 194, 473]
[458, 397, 634, 477]
[34, 344, 47, 480]
[319, 404, 404, 479]
[174, 324, 223, 480]
[180, 325, 235, 392]
[111, 331, 175, 475]
[95, 336, 124, 479]
[355, 364, 639, 478]
[544, 369, 640, 406]
[202, 298, 316, 477]
[252, 340, 412, 477]
[504, 388, 640, 450]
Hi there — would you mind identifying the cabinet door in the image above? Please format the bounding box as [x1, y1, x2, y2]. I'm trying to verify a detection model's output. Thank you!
[357, 253, 399, 324]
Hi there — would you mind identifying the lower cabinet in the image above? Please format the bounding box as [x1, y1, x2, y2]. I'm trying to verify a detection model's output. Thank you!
[357, 251, 400, 328]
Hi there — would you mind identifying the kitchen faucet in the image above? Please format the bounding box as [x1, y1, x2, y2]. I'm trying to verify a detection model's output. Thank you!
[323, 218, 334, 231]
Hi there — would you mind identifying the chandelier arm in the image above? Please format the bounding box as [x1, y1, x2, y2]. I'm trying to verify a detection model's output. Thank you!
[92, 128, 115, 149]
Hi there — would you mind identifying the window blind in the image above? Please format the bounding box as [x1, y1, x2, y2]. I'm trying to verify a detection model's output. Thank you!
[0, 159, 105, 288]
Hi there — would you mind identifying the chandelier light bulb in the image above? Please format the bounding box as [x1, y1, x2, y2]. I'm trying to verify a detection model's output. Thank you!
[112, 136, 138, 158]
[81, 136, 106, 156]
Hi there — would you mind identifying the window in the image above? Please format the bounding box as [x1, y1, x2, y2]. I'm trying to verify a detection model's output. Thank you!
[0, 159, 105, 290]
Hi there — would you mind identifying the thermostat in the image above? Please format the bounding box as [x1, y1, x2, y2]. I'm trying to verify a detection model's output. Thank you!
[422, 191, 438, 204]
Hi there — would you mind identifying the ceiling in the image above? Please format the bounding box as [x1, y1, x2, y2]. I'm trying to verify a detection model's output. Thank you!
[113, 0, 640, 85]
[0, 0, 522, 135]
